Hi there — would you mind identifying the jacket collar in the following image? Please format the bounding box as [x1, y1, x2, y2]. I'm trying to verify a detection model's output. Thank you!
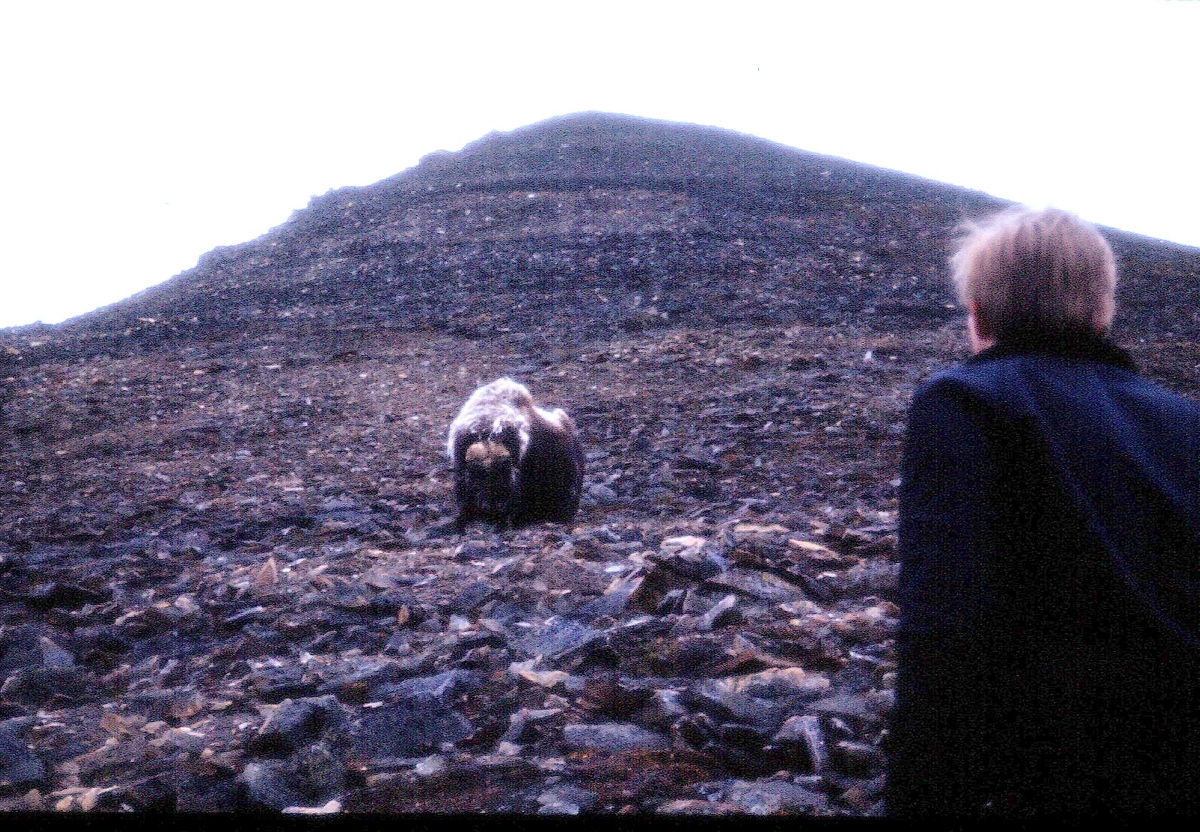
[968, 330, 1138, 372]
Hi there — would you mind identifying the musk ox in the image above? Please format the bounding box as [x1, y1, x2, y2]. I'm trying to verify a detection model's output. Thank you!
[447, 378, 584, 532]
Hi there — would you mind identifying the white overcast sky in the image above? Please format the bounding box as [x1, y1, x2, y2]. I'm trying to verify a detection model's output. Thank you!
[1, 1, 1197, 329]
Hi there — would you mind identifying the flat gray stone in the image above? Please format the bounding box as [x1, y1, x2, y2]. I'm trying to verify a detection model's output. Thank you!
[511, 616, 605, 662]
[686, 680, 788, 734]
[248, 695, 343, 756]
[562, 722, 669, 753]
[0, 728, 44, 789]
[724, 779, 830, 815]
[356, 696, 473, 759]
[537, 784, 598, 814]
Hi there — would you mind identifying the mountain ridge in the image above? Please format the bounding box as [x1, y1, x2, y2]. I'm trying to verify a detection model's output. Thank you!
[7, 112, 1197, 360]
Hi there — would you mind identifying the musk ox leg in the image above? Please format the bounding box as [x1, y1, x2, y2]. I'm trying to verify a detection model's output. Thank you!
[453, 510, 472, 534]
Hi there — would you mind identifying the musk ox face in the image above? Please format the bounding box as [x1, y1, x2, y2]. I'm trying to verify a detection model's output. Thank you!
[457, 434, 521, 525]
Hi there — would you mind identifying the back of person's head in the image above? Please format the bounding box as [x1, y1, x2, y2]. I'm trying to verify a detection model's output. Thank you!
[951, 206, 1117, 340]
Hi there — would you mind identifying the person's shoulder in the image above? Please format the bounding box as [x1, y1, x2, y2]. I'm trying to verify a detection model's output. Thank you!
[912, 359, 1006, 402]
[1119, 372, 1200, 420]
[904, 367, 999, 436]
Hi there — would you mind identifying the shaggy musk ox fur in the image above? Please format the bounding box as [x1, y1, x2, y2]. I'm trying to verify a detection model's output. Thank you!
[447, 378, 584, 531]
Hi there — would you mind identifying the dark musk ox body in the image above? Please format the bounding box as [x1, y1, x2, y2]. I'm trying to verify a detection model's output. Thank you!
[447, 378, 584, 532]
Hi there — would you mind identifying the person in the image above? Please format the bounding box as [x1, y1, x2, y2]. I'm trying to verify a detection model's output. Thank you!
[887, 206, 1199, 816]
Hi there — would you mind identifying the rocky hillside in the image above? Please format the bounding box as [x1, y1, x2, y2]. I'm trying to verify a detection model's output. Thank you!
[0, 112, 1197, 816]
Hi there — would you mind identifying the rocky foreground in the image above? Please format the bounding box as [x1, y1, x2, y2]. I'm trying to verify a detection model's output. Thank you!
[1, 113, 1197, 815]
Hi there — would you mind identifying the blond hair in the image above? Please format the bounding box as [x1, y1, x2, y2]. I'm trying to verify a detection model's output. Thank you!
[951, 207, 1117, 339]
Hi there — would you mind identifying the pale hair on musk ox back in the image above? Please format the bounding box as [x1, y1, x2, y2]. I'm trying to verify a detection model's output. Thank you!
[446, 378, 584, 531]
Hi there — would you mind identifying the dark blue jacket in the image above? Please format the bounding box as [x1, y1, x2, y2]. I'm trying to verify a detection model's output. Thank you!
[888, 334, 1200, 816]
